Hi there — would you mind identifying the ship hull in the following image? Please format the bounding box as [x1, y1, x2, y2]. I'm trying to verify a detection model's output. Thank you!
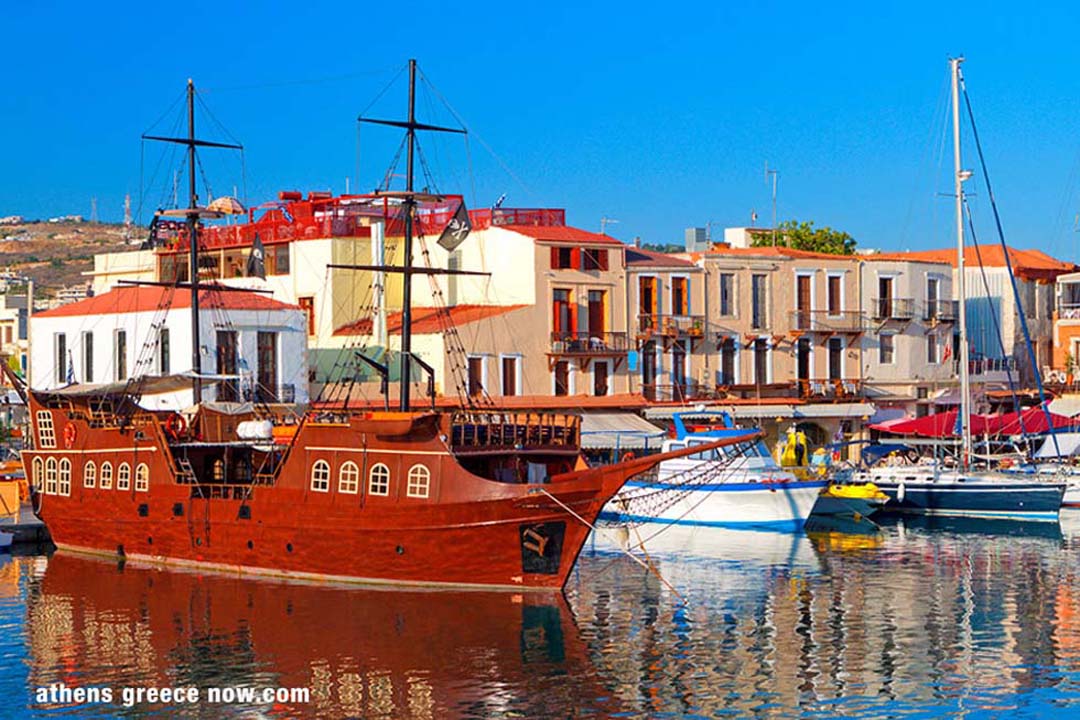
[866, 469, 1065, 521]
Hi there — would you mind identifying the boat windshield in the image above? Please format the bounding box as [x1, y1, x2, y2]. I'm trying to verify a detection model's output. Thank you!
[685, 436, 768, 462]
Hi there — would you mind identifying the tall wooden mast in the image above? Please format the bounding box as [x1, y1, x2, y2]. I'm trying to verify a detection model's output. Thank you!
[359, 59, 465, 411]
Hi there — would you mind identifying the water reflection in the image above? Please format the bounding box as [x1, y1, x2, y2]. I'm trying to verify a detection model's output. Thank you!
[569, 517, 1080, 717]
[15, 514, 1080, 718]
[26, 553, 614, 718]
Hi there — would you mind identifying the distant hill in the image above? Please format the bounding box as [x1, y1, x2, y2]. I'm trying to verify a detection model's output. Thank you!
[0, 221, 141, 298]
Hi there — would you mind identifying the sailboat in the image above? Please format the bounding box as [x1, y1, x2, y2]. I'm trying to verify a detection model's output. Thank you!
[14, 62, 750, 590]
[857, 58, 1065, 520]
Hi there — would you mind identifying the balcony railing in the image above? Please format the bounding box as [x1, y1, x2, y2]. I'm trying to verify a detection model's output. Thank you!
[549, 331, 628, 354]
[636, 314, 707, 339]
[789, 310, 866, 333]
[872, 298, 915, 321]
[641, 381, 717, 403]
[797, 378, 863, 400]
[1059, 302, 1080, 320]
[952, 357, 1017, 376]
[923, 300, 959, 322]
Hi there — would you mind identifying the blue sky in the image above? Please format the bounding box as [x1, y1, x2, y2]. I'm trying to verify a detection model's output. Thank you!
[5, 1, 1080, 258]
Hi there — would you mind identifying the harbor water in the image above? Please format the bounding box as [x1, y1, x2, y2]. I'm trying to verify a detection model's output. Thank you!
[3, 513, 1080, 718]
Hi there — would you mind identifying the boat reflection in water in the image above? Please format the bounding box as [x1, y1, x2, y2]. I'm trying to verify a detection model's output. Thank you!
[27, 552, 617, 718]
[569, 520, 1080, 717]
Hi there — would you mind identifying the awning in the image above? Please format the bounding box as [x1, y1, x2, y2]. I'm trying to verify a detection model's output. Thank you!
[39, 373, 217, 399]
[1035, 432, 1080, 459]
[793, 403, 874, 419]
[870, 405, 1079, 438]
[730, 404, 796, 420]
[580, 412, 665, 450]
[868, 407, 907, 424]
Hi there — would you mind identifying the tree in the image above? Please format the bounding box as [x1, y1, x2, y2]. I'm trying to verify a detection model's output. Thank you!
[752, 220, 856, 255]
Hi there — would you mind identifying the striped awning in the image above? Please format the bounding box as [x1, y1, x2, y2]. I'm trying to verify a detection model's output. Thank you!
[580, 412, 665, 450]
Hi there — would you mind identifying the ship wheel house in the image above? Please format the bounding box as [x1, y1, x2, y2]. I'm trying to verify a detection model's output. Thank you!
[25, 285, 309, 497]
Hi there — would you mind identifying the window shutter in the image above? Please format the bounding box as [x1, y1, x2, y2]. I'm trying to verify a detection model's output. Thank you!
[598, 249, 609, 270]
[570, 248, 581, 270]
[550, 246, 559, 268]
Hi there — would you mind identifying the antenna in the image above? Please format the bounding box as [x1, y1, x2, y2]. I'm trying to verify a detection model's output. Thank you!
[90, 197, 98, 224]
[600, 216, 619, 235]
[765, 162, 779, 246]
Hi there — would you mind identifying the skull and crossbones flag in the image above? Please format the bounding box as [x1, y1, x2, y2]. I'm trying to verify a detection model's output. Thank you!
[246, 232, 267, 279]
[437, 202, 471, 251]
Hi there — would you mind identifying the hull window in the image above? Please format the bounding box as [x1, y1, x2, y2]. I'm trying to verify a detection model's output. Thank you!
[369, 463, 390, 496]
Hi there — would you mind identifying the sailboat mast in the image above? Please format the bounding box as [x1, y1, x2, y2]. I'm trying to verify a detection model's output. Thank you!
[187, 79, 203, 403]
[399, 59, 417, 412]
[951, 57, 972, 468]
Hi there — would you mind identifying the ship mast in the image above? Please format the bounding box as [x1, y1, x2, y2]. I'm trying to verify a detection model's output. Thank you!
[951, 57, 973, 469]
[143, 80, 242, 403]
[359, 59, 466, 411]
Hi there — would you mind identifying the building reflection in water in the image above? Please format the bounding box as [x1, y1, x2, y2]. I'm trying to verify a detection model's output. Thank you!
[26, 552, 617, 718]
[569, 518, 1080, 717]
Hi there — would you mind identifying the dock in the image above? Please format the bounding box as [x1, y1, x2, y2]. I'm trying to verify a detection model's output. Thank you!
[2, 505, 51, 545]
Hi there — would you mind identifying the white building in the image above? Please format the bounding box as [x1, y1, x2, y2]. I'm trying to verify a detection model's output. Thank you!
[29, 285, 309, 409]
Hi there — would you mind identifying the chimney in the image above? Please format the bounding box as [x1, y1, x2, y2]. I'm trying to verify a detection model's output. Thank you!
[633, 236, 641, 248]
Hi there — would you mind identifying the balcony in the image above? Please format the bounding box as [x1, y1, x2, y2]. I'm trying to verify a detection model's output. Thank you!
[1059, 302, 1080, 320]
[953, 356, 1016, 377]
[797, 378, 863, 401]
[923, 300, 959, 322]
[872, 298, 915, 322]
[641, 381, 718, 403]
[636, 314, 707, 340]
[549, 331, 628, 355]
[789, 310, 866, 333]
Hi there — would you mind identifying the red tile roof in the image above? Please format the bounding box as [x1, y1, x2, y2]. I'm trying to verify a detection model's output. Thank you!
[34, 285, 299, 318]
[697, 245, 860, 261]
[498, 224, 626, 247]
[869, 246, 1077, 280]
[335, 304, 529, 336]
[626, 247, 699, 269]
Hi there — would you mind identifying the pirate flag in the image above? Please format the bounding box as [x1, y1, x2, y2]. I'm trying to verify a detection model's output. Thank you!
[246, 233, 266, 279]
[437, 202, 471, 252]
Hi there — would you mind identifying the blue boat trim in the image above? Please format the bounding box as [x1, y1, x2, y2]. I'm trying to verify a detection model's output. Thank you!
[598, 511, 806, 531]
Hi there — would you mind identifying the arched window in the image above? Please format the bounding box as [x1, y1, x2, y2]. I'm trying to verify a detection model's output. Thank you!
[310, 460, 330, 492]
[83, 461, 96, 489]
[368, 463, 390, 496]
[100, 461, 113, 490]
[58, 458, 71, 496]
[45, 457, 57, 495]
[339, 461, 359, 494]
[406, 464, 430, 499]
[117, 463, 131, 491]
[31, 457, 43, 491]
[135, 463, 149, 492]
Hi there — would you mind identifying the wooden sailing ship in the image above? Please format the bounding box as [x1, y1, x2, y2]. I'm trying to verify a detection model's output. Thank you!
[18, 62, 745, 590]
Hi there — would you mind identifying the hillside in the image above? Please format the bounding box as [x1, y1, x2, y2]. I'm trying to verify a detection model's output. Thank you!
[0, 221, 142, 297]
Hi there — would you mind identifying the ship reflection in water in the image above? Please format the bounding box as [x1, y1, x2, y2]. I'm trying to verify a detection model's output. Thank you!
[9, 513, 1080, 717]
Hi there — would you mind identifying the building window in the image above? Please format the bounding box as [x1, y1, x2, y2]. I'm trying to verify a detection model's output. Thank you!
[117, 462, 131, 491]
[216, 330, 239, 402]
[553, 360, 571, 396]
[339, 461, 359, 494]
[299, 297, 315, 336]
[638, 276, 658, 322]
[593, 361, 610, 397]
[256, 331, 278, 403]
[31, 457, 42, 491]
[467, 356, 484, 397]
[135, 463, 149, 492]
[36, 411, 56, 449]
[310, 460, 330, 492]
[587, 290, 606, 336]
[100, 461, 113, 490]
[82, 331, 93, 383]
[927, 334, 937, 364]
[83, 461, 96, 489]
[501, 355, 520, 396]
[551, 247, 575, 270]
[407, 464, 430, 498]
[45, 457, 57, 495]
[582, 248, 608, 271]
[59, 458, 71, 496]
[880, 334, 895, 364]
[751, 274, 768, 330]
[158, 328, 170, 375]
[368, 463, 390, 496]
[271, 245, 290, 275]
[827, 274, 842, 316]
[671, 277, 689, 316]
[552, 289, 574, 335]
[828, 337, 843, 380]
[114, 330, 127, 381]
[55, 332, 67, 384]
[719, 337, 736, 385]
[926, 276, 940, 318]
[754, 338, 770, 385]
[718, 274, 734, 317]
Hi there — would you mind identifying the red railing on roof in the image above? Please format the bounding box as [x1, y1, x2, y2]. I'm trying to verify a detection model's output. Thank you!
[157, 191, 536, 253]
